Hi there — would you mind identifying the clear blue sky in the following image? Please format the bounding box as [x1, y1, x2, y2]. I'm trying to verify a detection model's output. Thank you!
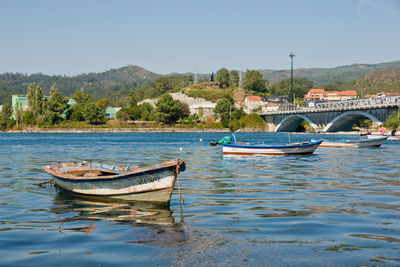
[0, 0, 399, 76]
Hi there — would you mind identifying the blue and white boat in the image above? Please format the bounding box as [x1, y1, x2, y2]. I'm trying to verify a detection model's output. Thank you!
[43, 159, 185, 204]
[222, 139, 323, 155]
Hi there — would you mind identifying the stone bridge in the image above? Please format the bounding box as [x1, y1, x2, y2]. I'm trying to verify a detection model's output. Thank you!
[260, 96, 400, 132]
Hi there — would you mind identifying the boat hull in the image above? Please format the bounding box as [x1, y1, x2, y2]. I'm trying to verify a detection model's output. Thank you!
[44, 160, 184, 204]
[222, 140, 322, 155]
[367, 134, 400, 141]
[320, 136, 388, 148]
[56, 185, 175, 203]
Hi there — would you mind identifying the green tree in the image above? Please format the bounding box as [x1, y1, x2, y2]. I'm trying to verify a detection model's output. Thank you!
[70, 103, 85, 121]
[229, 70, 239, 88]
[83, 102, 106, 124]
[154, 94, 185, 125]
[27, 82, 44, 120]
[0, 103, 12, 130]
[239, 113, 267, 129]
[14, 102, 24, 127]
[145, 77, 173, 98]
[44, 85, 68, 125]
[96, 98, 110, 110]
[216, 68, 230, 88]
[243, 70, 268, 93]
[139, 102, 154, 121]
[23, 111, 35, 125]
[214, 96, 234, 128]
[27, 82, 37, 111]
[382, 112, 400, 130]
[269, 78, 313, 99]
[72, 89, 91, 104]
[129, 94, 138, 107]
[181, 103, 191, 118]
[231, 107, 245, 121]
[70, 90, 93, 121]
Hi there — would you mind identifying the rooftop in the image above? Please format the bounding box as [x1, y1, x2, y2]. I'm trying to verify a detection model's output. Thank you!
[246, 96, 262, 101]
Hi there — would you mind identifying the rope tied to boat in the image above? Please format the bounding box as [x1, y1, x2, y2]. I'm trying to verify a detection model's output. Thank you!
[176, 159, 184, 209]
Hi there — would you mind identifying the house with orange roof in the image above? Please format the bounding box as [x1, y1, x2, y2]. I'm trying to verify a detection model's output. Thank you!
[304, 89, 325, 102]
[305, 88, 358, 102]
[383, 92, 400, 96]
[362, 94, 375, 99]
[340, 90, 358, 100]
[264, 102, 280, 111]
[244, 95, 263, 113]
[324, 91, 341, 101]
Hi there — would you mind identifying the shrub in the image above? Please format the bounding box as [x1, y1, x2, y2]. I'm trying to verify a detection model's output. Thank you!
[239, 114, 267, 129]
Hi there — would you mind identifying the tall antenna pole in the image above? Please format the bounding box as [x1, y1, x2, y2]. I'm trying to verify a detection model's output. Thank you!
[238, 71, 243, 90]
[194, 65, 198, 84]
[289, 52, 295, 104]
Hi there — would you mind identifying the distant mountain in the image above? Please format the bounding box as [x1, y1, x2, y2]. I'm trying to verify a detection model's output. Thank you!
[258, 60, 400, 85]
[338, 69, 400, 95]
[0, 65, 160, 104]
[1, 60, 400, 105]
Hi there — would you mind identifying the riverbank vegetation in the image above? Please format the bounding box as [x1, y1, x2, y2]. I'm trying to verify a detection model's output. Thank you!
[0, 78, 269, 132]
[2, 66, 398, 133]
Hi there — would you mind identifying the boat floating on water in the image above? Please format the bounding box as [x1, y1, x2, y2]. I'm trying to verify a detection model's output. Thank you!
[43, 159, 185, 205]
[222, 139, 323, 155]
[367, 134, 400, 141]
[319, 136, 388, 148]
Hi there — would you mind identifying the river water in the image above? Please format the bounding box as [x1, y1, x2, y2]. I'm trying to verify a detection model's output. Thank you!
[0, 132, 399, 266]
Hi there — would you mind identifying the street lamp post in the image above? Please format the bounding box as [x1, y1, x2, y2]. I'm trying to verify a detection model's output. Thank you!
[289, 52, 295, 104]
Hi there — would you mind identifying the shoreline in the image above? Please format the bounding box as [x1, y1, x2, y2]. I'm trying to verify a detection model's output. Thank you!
[0, 127, 379, 135]
[3, 127, 233, 133]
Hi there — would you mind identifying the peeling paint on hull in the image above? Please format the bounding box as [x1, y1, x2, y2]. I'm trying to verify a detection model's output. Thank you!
[44, 160, 185, 204]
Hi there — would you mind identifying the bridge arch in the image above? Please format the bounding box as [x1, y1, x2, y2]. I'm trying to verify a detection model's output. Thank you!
[323, 111, 382, 132]
[275, 114, 318, 132]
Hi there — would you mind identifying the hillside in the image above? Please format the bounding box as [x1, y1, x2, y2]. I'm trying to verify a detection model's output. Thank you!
[0, 65, 160, 104]
[1, 60, 400, 105]
[338, 69, 400, 95]
[258, 60, 400, 85]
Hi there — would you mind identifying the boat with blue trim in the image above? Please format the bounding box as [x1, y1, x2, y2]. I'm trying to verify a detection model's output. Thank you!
[222, 139, 323, 155]
[43, 159, 185, 204]
[319, 136, 388, 148]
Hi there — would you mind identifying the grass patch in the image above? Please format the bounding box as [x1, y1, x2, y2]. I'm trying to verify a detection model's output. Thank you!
[186, 87, 233, 102]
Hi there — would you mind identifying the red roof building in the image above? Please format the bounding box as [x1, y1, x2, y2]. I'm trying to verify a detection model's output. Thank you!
[244, 95, 263, 112]
[245, 95, 262, 102]
[305, 89, 358, 102]
[304, 89, 325, 101]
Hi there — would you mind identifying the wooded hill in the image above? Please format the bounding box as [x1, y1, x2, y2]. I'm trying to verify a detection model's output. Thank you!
[0, 65, 160, 104]
[335, 69, 400, 95]
[1, 60, 400, 105]
[258, 60, 400, 85]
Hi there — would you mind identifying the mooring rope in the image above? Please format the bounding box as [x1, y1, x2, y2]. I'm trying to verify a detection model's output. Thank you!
[176, 159, 185, 222]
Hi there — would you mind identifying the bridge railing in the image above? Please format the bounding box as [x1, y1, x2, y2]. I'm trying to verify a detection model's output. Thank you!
[260, 96, 400, 115]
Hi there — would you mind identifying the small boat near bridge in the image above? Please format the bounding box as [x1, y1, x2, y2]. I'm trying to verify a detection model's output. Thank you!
[319, 136, 388, 148]
[222, 139, 323, 155]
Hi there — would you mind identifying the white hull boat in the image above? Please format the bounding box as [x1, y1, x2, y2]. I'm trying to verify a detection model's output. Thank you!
[43, 159, 185, 204]
[320, 136, 388, 148]
[222, 140, 323, 155]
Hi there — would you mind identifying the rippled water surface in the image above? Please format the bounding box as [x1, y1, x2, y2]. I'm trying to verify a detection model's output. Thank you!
[0, 132, 399, 266]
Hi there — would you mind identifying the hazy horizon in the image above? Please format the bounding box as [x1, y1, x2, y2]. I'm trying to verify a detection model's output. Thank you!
[1, 0, 400, 76]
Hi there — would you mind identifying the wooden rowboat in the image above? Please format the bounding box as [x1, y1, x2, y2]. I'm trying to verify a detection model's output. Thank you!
[320, 136, 388, 148]
[222, 140, 323, 155]
[43, 159, 185, 204]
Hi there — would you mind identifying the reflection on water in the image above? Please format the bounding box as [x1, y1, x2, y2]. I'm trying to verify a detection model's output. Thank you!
[50, 193, 185, 244]
[1, 133, 400, 266]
